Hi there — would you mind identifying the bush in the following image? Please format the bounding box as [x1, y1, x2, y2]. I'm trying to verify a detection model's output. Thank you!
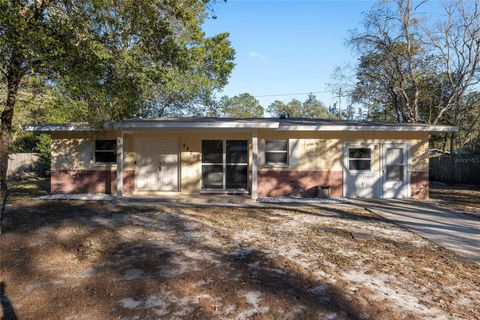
[35, 134, 51, 176]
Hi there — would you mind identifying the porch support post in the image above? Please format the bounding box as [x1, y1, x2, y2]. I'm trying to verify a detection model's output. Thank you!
[251, 130, 258, 200]
[116, 128, 124, 198]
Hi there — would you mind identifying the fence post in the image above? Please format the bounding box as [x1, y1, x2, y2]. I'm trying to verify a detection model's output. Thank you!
[449, 132, 455, 185]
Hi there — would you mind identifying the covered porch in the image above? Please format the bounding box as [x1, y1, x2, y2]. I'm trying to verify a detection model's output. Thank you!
[115, 124, 261, 200]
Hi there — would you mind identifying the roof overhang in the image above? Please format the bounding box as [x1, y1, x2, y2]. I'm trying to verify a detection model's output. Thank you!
[23, 120, 458, 133]
[276, 124, 458, 132]
[118, 120, 279, 130]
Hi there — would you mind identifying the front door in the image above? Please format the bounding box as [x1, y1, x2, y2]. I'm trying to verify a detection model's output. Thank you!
[135, 137, 178, 191]
[382, 143, 409, 198]
[344, 144, 381, 198]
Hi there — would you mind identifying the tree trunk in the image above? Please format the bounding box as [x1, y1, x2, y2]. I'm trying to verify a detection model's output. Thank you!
[0, 55, 22, 234]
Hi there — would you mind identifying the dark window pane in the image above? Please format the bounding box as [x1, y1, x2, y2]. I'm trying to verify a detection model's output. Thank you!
[349, 159, 371, 170]
[226, 164, 248, 189]
[226, 140, 248, 163]
[202, 165, 223, 189]
[96, 140, 116, 151]
[387, 165, 404, 181]
[95, 152, 116, 163]
[265, 140, 287, 152]
[265, 152, 288, 164]
[202, 140, 223, 163]
[349, 148, 371, 159]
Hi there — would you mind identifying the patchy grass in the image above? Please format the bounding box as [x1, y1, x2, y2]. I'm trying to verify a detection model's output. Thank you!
[0, 183, 479, 319]
[429, 182, 480, 218]
[7, 178, 50, 198]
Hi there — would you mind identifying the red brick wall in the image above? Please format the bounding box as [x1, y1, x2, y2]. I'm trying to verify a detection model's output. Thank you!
[258, 171, 343, 197]
[411, 171, 429, 199]
[51, 170, 135, 195]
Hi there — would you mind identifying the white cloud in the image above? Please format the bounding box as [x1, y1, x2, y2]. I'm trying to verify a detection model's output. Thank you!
[248, 51, 267, 61]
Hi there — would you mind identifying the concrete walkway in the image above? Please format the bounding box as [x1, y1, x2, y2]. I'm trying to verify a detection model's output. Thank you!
[353, 199, 480, 263]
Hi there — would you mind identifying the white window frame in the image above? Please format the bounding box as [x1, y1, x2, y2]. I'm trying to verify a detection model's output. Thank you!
[347, 146, 373, 172]
[264, 139, 289, 166]
[94, 140, 117, 164]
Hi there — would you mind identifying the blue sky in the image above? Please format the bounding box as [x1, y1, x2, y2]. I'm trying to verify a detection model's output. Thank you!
[202, 0, 375, 111]
[202, 0, 443, 113]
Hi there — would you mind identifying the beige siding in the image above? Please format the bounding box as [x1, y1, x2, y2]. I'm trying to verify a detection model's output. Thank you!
[257, 130, 429, 173]
[124, 131, 252, 193]
[51, 131, 117, 171]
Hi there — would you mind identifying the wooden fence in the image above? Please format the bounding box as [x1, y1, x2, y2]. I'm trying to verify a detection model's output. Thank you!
[429, 155, 480, 185]
[7, 153, 40, 180]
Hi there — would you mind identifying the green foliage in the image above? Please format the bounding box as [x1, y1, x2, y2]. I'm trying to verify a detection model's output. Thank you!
[1, 0, 235, 124]
[267, 94, 330, 118]
[35, 134, 51, 176]
[212, 93, 264, 117]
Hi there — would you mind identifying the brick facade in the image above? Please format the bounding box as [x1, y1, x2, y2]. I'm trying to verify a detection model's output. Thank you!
[51, 169, 427, 199]
[410, 171, 429, 199]
[258, 171, 343, 198]
[51, 170, 135, 195]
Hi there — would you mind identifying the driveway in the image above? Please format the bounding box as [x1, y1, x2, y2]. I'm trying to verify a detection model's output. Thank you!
[354, 199, 480, 263]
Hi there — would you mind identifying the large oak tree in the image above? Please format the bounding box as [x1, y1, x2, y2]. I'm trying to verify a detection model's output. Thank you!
[0, 0, 235, 232]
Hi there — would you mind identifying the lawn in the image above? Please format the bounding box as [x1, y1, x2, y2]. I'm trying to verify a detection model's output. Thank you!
[429, 182, 480, 218]
[1, 181, 479, 320]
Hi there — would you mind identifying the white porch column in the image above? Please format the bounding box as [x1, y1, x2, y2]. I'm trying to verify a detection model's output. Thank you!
[116, 130, 124, 198]
[251, 130, 258, 200]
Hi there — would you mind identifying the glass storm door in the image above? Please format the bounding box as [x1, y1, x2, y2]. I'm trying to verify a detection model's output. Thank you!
[382, 143, 409, 198]
[201, 140, 248, 190]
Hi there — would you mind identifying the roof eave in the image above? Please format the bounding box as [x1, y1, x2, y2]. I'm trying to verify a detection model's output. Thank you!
[276, 125, 458, 132]
[118, 121, 279, 130]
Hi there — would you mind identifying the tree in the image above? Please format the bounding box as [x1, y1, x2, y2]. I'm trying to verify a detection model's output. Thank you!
[214, 93, 264, 117]
[340, 0, 480, 151]
[0, 0, 235, 233]
[302, 93, 329, 118]
[267, 94, 329, 118]
[348, 0, 480, 124]
[267, 100, 289, 117]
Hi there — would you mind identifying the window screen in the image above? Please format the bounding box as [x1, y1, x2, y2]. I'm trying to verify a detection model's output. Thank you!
[95, 140, 116, 163]
[265, 140, 288, 165]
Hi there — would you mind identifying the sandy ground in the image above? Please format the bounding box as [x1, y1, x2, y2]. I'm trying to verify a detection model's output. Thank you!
[429, 183, 480, 218]
[1, 181, 479, 320]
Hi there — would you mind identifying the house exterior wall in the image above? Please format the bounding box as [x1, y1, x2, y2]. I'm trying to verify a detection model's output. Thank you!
[256, 130, 429, 199]
[50, 129, 429, 199]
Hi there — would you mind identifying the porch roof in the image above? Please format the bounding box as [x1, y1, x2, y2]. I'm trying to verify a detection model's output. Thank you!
[24, 117, 458, 132]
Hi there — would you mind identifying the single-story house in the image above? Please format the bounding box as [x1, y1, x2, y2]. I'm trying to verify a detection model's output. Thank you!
[26, 117, 457, 200]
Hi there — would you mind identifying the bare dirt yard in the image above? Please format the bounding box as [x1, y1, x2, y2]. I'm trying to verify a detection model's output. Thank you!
[1, 180, 479, 320]
[429, 182, 480, 218]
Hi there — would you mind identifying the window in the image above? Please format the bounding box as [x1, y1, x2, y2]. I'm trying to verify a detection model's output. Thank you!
[265, 140, 288, 165]
[385, 147, 405, 181]
[348, 148, 371, 171]
[95, 140, 116, 163]
[201, 140, 248, 190]
[201, 140, 224, 189]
